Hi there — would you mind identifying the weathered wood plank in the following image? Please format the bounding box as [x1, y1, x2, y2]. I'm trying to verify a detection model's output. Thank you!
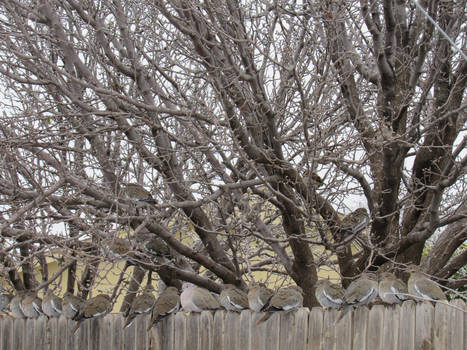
[433, 301, 449, 350]
[399, 301, 415, 350]
[135, 314, 148, 350]
[1, 316, 13, 350]
[351, 306, 369, 350]
[111, 314, 123, 350]
[381, 304, 400, 350]
[213, 311, 225, 350]
[152, 313, 174, 350]
[415, 302, 434, 350]
[199, 311, 213, 350]
[224, 311, 240, 350]
[238, 310, 251, 350]
[34, 317, 46, 350]
[335, 307, 351, 350]
[173, 312, 187, 350]
[13, 318, 25, 350]
[24, 318, 36, 350]
[251, 311, 269, 350]
[292, 308, 308, 350]
[264, 311, 280, 350]
[322, 307, 338, 350]
[367, 305, 384, 350]
[278, 311, 295, 350]
[447, 299, 465, 350]
[186, 312, 200, 350]
[307, 307, 324, 350]
[123, 314, 136, 350]
[88, 318, 101, 350]
[99, 312, 113, 350]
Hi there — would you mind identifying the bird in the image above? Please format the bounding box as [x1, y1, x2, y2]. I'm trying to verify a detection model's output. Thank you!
[407, 266, 446, 301]
[336, 273, 379, 323]
[42, 290, 62, 317]
[62, 292, 84, 319]
[256, 285, 303, 325]
[219, 284, 249, 312]
[10, 291, 26, 319]
[0, 292, 12, 315]
[315, 279, 344, 309]
[147, 286, 180, 331]
[378, 272, 409, 305]
[303, 170, 324, 188]
[180, 283, 221, 312]
[340, 208, 369, 235]
[72, 294, 111, 334]
[21, 292, 44, 318]
[143, 236, 170, 258]
[247, 283, 273, 312]
[107, 238, 132, 258]
[123, 285, 156, 329]
[123, 183, 156, 204]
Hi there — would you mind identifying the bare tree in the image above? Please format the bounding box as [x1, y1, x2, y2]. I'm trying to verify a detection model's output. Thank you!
[0, 0, 465, 307]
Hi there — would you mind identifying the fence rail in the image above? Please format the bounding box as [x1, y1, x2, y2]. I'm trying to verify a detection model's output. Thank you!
[0, 300, 464, 350]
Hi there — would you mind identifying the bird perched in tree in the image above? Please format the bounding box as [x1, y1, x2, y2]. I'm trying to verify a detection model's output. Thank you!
[180, 283, 221, 312]
[340, 208, 369, 235]
[10, 291, 26, 319]
[407, 265, 446, 301]
[315, 279, 344, 309]
[303, 170, 324, 188]
[42, 290, 62, 317]
[143, 236, 170, 258]
[62, 292, 84, 319]
[247, 283, 273, 312]
[336, 273, 378, 323]
[147, 286, 180, 331]
[107, 238, 132, 258]
[123, 183, 156, 204]
[72, 294, 111, 334]
[256, 285, 303, 325]
[21, 292, 44, 318]
[219, 284, 249, 312]
[378, 272, 409, 305]
[123, 285, 156, 329]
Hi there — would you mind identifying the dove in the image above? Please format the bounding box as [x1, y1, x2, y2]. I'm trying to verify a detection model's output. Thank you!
[378, 272, 409, 305]
[147, 286, 180, 331]
[256, 285, 303, 325]
[180, 283, 220, 312]
[248, 283, 274, 312]
[219, 284, 249, 312]
[10, 291, 26, 319]
[407, 266, 446, 301]
[336, 273, 378, 322]
[107, 238, 132, 258]
[123, 183, 155, 204]
[62, 292, 84, 319]
[123, 285, 156, 329]
[42, 290, 62, 317]
[143, 236, 170, 258]
[315, 279, 344, 309]
[72, 294, 111, 334]
[21, 292, 44, 318]
[0, 292, 12, 315]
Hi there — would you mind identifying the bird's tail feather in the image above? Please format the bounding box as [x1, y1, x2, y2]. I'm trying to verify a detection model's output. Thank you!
[335, 305, 351, 324]
[256, 312, 272, 325]
[72, 321, 82, 334]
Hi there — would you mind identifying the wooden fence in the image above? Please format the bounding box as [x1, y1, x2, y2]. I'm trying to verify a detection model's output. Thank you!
[0, 300, 464, 350]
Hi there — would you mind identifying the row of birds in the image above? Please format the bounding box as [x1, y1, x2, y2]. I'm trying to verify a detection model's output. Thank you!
[0, 268, 447, 332]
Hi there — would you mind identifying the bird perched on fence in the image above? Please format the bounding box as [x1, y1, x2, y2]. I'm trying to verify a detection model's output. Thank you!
[62, 292, 84, 319]
[247, 283, 273, 312]
[72, 294, 111, 334]
[123, 183, 156, 204]
[378, 272, 409, 305]
[219, 284, 249, 312]
[147, 286, 180, 331]
[0, 290, 12, 316]
[21, 292, 44, 318]
[180, 283, 221, 312]
[315, 279, 344, 309]
[336, 273, 378, 323]
[407, 265, 446, 301]
[42, 290, 62, 318]
[123, 285, 156, 329]
[256, 285, 303, 325]
[10, 291, 26, 319]
[340, 208, 369, 235]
